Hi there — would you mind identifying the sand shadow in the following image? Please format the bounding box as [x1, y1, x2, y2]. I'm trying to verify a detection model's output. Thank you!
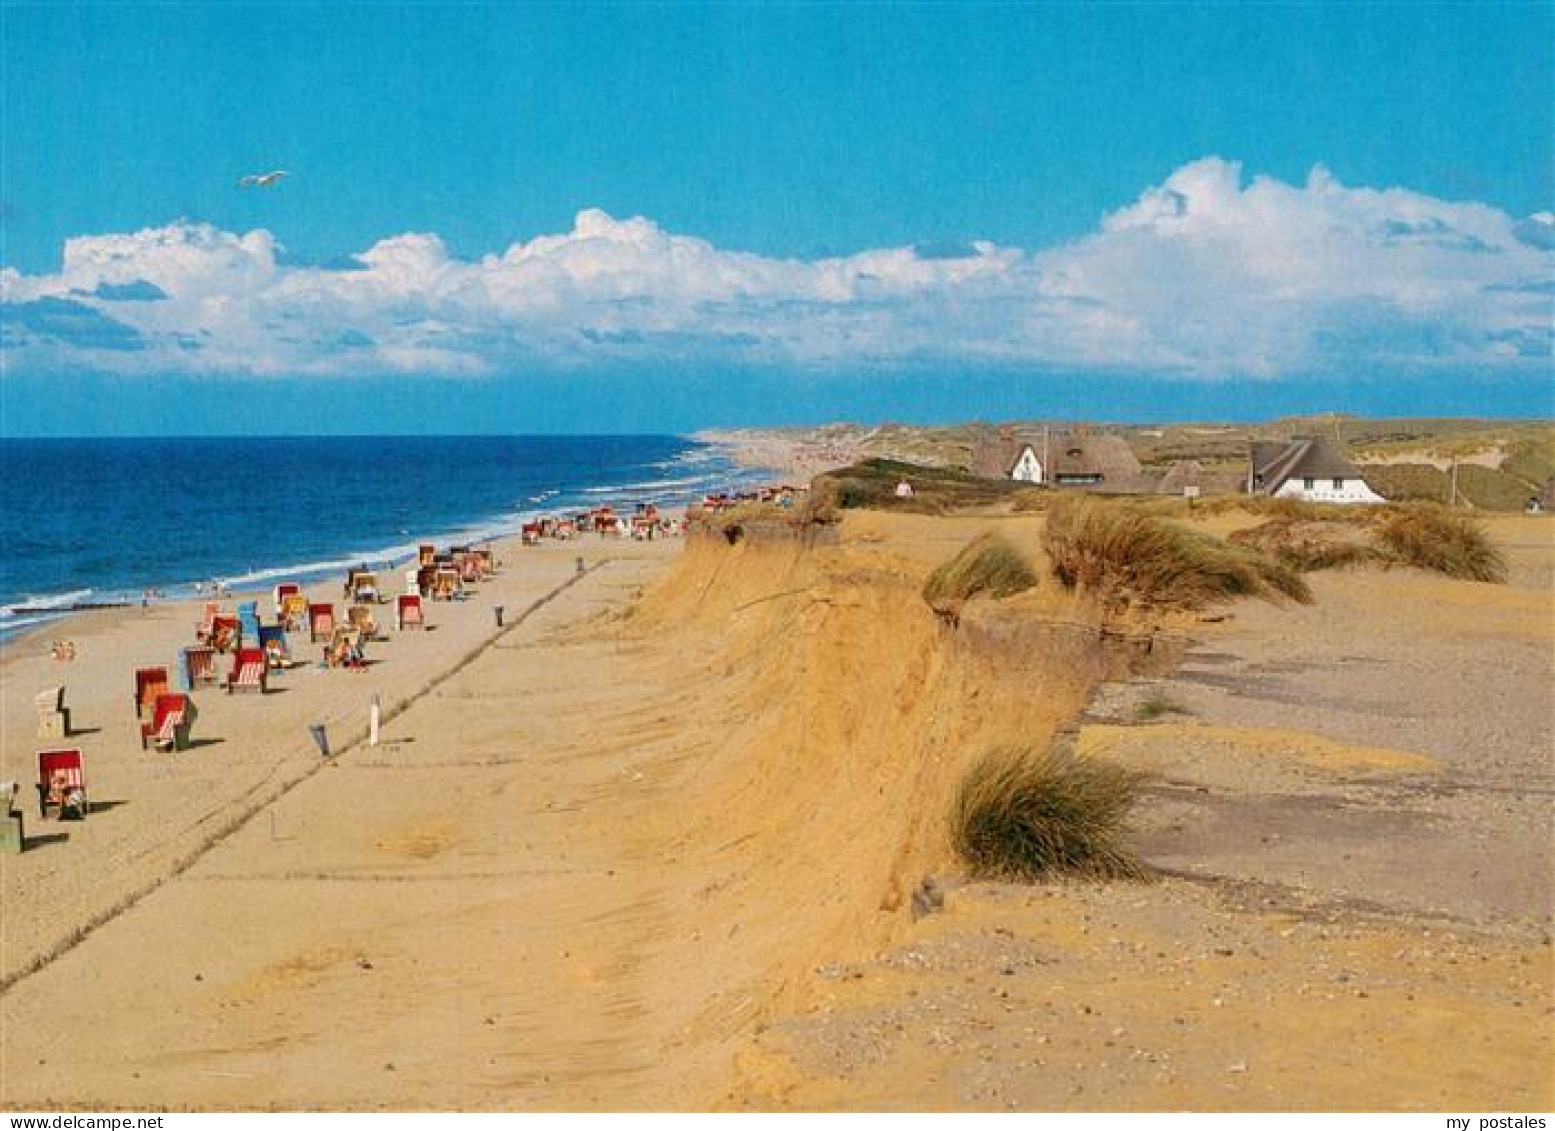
[182, 737, 225, 750]
[88, 799, 130, 813]
[23, 831, 70, 851]
[66, 726, 103, 737]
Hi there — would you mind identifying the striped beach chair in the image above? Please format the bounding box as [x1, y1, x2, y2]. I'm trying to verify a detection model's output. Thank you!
[140, 693, 196, 751]
[225, 647, 268, 694]
[181, 645, 218, 689]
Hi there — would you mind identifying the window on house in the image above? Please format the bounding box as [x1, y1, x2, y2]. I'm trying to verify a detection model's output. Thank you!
[1303, 477, 1315, 490]
[1332, 478, 1344, 489]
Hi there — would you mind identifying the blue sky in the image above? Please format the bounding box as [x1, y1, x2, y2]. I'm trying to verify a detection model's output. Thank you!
[2, 2, 1551, 434]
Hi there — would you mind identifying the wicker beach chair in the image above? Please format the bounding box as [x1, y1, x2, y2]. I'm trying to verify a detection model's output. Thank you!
[133, 666, 170, 718]
[280, 592, 308, 630]
[181, 645, 218, 688]
[347, 603, 381, 640]
[195, 601, 219, 643]
[273, 583, 301, 619]
[324, 625, 365, 669]
[345, 569, 381, 604]
[209, 615, 241, 654]
[225, 647, 268, 694]
[257, 624, 292, 667]
[308, 602, 335, 643]
[396, 593, 424, 630]
[431, 567, 461, 601]
[35, 686, 70, 738]
[36, 749, 88, 819]
[140, 693, 196, 751]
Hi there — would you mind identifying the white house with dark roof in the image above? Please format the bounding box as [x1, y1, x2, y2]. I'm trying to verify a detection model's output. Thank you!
[971, 429, 1144, 491]
[1248, 436, 1386, 504]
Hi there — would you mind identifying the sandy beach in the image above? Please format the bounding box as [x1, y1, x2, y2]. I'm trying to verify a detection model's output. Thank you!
[0, 536, 667, 986]
[1, 458, 1551, 1109]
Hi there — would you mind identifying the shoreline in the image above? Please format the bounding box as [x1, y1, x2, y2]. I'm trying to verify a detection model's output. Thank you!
[0, 434, 787, 647]
[0, 439, 787, 651]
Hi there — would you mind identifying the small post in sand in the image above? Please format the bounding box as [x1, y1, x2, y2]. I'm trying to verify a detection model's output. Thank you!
[369, 694, 381, 747]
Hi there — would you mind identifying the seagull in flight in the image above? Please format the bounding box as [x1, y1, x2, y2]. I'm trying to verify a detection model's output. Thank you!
[238, 170, 288, 188]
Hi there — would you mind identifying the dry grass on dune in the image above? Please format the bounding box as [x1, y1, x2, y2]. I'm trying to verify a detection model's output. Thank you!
[1229, 517, 1382, 573]
[1226, 504, 1507, 583]
[1374, 504, 1509, 583]
[921, 532, 1038, 612]
[1044, 498, 1312, 612]
[952, 745, 1150, 882]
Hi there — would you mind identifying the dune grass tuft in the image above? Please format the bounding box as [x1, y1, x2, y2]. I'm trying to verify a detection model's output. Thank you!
[922, 532, 1038, 610]
[952, 746, 1150, 882]
[1134, 692, 1192, 721]
[1373, 504, 1507, 583]
[1228, 517, 1381, 573]
[1044, 498, 1311, 612]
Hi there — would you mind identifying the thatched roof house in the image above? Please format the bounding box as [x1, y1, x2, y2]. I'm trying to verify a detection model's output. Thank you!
[970, 428, 1145, 491]
[1154, 460, 1244, 497]
[1248, 436, 1385, 504]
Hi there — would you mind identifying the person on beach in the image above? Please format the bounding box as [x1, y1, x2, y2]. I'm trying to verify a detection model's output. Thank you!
[44, 772, 83, 819]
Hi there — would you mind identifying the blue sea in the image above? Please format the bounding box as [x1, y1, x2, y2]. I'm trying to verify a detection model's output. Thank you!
[0, 435, 765, 640]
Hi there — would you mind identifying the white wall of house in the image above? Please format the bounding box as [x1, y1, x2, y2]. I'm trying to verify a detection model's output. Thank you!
[1010, 446, 1044, 484]
[1272, 476, 1386, 504]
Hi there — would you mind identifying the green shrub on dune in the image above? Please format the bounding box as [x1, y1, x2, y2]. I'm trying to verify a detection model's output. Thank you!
[1044, 498, 1311, 611]
[952, 746, 1149, 882]
[922, 532, 1038, 610]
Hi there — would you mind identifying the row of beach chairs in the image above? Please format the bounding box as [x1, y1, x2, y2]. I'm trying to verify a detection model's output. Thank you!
[26, 559, 467, 831]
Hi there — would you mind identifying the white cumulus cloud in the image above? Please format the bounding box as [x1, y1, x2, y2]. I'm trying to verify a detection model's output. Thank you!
[1, 157, 1549, 379]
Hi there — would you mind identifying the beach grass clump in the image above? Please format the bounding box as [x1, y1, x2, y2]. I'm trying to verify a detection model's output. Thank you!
[1044, 498, 1311, 611]
[922, 533, 1038, 611]
[1134, 692, 1192, 721]
[1373, 504, 1507, 583]
[951, 746, 1149, 882]
[1228, 517, 1380, 573]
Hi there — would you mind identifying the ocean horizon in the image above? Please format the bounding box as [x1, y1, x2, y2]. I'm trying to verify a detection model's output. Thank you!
[0, 433, 765, 640]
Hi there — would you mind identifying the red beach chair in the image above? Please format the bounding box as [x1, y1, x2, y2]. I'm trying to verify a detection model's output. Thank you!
[140, 693, 196, 751]
[309, 602, 335, 643]
[133, 666, 169, 718]
[37, 748, 88, 819]
[273, 583, 301, 619]
[225, 647, 268, 694]
[396, 593, 424, 630]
